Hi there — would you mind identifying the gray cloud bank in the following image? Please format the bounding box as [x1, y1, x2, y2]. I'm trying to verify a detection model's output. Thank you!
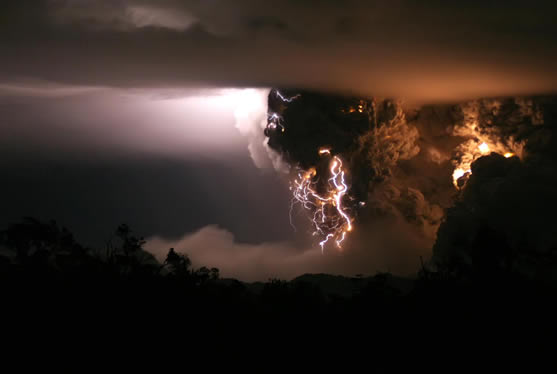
[145, 218, 432, 282]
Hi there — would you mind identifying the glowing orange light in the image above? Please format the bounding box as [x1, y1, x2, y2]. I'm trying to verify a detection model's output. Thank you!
[478, 142, 490, 154]
[452, 168, 470, 187]
[451, 104, 524, 190]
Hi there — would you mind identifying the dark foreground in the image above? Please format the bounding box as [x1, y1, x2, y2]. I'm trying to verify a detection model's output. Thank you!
[1, 218, 555, 367]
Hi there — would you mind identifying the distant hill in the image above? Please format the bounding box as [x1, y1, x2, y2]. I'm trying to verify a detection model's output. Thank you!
[230, 273, 415, 298]
[292, 273, 414, 298]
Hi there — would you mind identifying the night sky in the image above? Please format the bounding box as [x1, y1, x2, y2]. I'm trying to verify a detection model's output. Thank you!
[2, 1, 557, 281]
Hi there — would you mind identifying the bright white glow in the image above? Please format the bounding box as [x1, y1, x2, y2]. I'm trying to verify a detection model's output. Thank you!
[478, 142, 490, 154]
[218, 88, 286, 170]
[218, 89, 268, 120]
[0, 83, 285, 168]
[452, 168, 470, 185]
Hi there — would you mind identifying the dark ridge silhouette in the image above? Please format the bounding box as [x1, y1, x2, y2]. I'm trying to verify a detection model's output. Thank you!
[1, 217, 556, 363]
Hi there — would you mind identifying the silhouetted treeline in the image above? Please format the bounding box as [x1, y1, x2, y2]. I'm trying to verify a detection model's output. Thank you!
[1, 217, 556, 361]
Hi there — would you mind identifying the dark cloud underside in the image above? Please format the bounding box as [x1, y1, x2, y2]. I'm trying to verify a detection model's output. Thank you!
[2, 0, 557, 102]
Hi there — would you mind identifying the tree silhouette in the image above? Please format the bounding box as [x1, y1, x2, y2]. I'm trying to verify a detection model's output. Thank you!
[164, 247, 192, 277]
[1, 214, 556, 356]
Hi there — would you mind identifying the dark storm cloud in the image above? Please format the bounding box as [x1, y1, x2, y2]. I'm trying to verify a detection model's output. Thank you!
[2, 0, 557, 101]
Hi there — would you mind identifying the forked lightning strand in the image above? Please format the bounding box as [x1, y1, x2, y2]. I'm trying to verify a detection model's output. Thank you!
[275, 90, 301, 103]
[290, 149, 353, 252]
[266, 90, 300, 133]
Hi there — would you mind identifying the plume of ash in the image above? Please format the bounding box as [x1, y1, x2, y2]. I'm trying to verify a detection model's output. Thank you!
[357, 100, 420, 181]
[265, 89, 375, 250]
[431, 96, 557, 280]
[262, 88, 557, 278]
[357, 99, 444, 243]
[432, 153, 557, 281]
[366, 184, 444, 242]
[265, 90, 437, 251]
[451, 97, 544, 188]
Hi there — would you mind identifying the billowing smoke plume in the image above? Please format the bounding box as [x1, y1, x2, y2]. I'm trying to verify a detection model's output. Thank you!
[451, 97, 544, 188]
[265, 90, 434, 252]
[432, 97, 557, 280]
[263, 89, 557, 279]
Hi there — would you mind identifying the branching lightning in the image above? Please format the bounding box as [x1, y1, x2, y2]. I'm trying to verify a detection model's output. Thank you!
[266, 90, 300, 133]
[267, 112, 285, 132]
[267, 89, 355, 252]
[290, 149, 354, 252]
[275, 90, 301, 103]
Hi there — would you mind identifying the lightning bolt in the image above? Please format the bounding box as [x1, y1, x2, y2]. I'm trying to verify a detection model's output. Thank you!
[290, 149, 354, 252]
[267, 112, 285, 132]
[266, 90, 300, 133]
[267, 90, 355, 252]
[275, 90, 301, 103]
